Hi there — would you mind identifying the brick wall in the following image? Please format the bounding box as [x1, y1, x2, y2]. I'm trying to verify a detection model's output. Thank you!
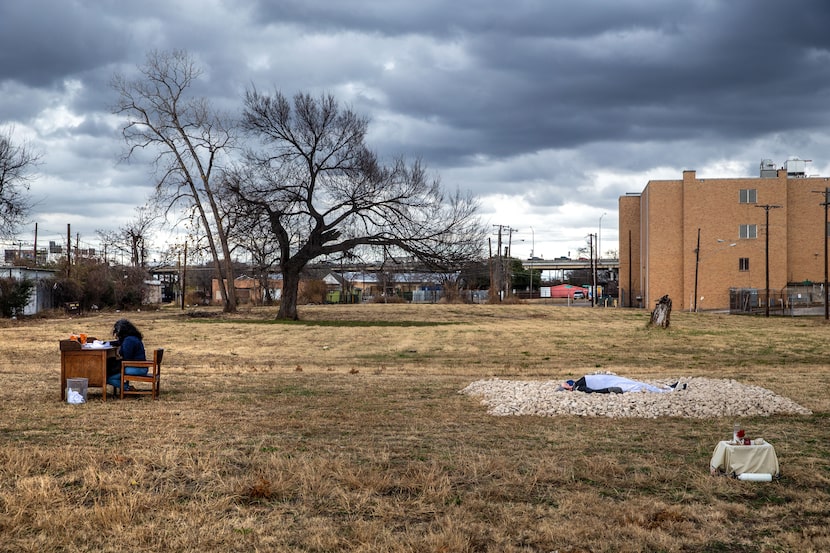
[620, 168, 829, 311]
[618, 194, 641, 307]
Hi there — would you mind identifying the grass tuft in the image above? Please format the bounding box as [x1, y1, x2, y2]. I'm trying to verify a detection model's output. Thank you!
[2, 303, 830, 551]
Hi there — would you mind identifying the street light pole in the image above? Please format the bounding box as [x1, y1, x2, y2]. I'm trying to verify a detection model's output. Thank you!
[530, 226, 535, 259]
[756, 204, 782, 317]
[590, 233, 597, 307]
[598, 212, 606, 266]
[529, 226, 535, 298]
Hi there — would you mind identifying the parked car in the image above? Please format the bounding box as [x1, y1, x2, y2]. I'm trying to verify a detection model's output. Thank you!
[573, 290, 585, 299]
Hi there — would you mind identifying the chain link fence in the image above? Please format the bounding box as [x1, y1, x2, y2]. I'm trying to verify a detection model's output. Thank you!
[730, 284, 826, 316]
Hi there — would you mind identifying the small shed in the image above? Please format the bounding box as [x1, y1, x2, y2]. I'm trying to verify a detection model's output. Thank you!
[0, 266, 57, 315]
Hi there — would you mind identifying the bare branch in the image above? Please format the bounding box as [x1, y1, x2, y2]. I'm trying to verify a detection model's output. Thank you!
[111, 49, 239, 312]
[0, 126, 40, 237]
[232, 90, 486, 319]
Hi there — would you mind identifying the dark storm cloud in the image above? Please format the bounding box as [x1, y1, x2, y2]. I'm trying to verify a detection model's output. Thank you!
[252, 0, 665, 39]
[360, 0, 830, 165]
[0, 1, 127, 87]
[4, 0, 830, 255]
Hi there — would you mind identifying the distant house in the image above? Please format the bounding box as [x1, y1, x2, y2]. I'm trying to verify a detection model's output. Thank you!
[211, 269, 467, 305]
[211, 274, 283, 306]
[322, 272, 365, 303]
[328, 271, 457, 302]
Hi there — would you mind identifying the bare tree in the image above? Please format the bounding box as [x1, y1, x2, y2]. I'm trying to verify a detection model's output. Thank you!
[226, 199, 282, 305]
[0, 127, 39, 237]
[97, 206, 158, 267]
[111, 49, 238, 312]
[230, 90, 484, 320]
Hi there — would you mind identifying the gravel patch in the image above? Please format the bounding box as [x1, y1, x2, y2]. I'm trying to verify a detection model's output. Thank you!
[460, 375, 812, 419]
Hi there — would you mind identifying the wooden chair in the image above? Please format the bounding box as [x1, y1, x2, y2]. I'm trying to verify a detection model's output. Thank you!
[120, 349, 164, 399]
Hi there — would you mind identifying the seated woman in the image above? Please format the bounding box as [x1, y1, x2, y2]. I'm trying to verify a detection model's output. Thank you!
[106, 318, 147, 394]
[562, 374, 683, 394]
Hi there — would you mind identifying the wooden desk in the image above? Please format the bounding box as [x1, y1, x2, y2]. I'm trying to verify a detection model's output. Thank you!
[60, 344, 116, 402]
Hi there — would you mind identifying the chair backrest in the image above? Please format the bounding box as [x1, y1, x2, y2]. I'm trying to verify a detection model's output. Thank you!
[154, 348, 164, 367]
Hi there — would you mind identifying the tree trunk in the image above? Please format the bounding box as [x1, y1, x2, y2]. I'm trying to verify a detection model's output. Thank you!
[207, 189, 238, 313]
[220, 255, 237, 313]
[648, 294, 672, 328]
[277, 267, 301, 320]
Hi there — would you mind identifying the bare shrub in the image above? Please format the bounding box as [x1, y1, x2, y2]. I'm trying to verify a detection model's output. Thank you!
[299, 279, 327, 304]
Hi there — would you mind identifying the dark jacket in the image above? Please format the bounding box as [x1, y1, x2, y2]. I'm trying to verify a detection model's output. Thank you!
[119, 335, 146, 363]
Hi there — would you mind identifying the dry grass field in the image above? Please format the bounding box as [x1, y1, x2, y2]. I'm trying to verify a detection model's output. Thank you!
[1, 303, 829, 552]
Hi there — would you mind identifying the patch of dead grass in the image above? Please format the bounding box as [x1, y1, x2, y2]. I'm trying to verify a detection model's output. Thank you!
[1, 304, 829, 551]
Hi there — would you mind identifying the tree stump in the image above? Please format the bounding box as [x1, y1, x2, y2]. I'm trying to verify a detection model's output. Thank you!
[649, 295, 672, 328]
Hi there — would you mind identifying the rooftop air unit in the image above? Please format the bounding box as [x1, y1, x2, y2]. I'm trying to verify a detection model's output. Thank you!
[785, 157, 809, 177]
[760, 159, 777, 178]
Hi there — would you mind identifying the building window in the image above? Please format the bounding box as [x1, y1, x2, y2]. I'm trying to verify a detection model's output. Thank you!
[739, 189, 757, 204]
[739, 224, 757, 239]
[739, 257, 750, 271]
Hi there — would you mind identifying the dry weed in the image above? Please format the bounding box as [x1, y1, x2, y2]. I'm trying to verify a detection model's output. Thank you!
[0, 304, 828, 551]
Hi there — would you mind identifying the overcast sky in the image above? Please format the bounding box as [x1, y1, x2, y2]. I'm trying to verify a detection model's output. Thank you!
[2, 0, 830, 261]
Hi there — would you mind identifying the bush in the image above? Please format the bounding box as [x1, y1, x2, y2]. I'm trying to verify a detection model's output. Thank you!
[49, 264, 150, 312]
[0, 278, 35, 318]
[51, 277, 82, 306]
[299, 280, 327, 305]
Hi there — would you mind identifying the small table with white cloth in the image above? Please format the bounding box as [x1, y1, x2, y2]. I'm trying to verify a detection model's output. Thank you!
[709, 439, 779, 477]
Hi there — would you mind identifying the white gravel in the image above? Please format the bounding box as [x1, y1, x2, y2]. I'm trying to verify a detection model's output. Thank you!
[460, 375, 812, 419]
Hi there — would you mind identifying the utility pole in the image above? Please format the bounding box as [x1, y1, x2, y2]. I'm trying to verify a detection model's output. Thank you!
[824, 190, 828, 321]
[755, 204, 782, 317]
[181, 241, 188, 310]
[496, 225, 504, 301]
[813, 189, 829, 320]
[488, 237, 496, 303]
[693, 228, 701, 312]
[494, 225, 503, 301]
[66, 224, 71, 278]
[627, 229, 632, 307]
[505, 226, 517, 298]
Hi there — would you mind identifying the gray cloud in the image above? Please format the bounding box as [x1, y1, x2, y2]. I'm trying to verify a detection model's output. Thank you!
[2, 0, 830, 257]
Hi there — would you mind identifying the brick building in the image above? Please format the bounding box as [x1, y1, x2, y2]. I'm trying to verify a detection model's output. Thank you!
[619, 158, 830, 312]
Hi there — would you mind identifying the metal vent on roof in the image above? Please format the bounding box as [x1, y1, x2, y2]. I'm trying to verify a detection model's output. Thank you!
[760, 159, 777, 178]
[785, 157, 809, 177]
